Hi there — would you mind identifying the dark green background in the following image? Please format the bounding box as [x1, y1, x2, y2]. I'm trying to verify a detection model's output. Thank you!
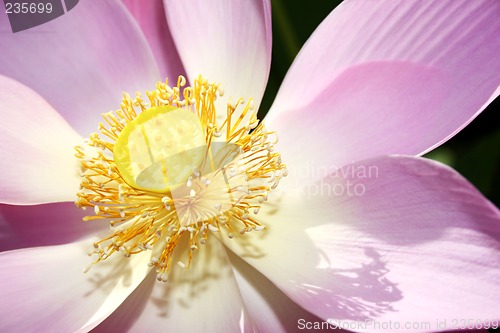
[260, 0, 499, 205]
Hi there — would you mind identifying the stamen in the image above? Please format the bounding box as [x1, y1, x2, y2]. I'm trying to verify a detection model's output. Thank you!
[75, 75, 286, 281]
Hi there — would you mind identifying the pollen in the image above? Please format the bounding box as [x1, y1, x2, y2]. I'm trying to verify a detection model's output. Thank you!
[75, 75, 286, 281]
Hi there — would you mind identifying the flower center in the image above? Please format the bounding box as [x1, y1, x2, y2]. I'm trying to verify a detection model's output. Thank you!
[75, 76, 286, 281]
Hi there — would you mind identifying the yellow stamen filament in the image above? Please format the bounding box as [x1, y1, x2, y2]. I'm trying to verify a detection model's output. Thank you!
[75, 75, 286, 281]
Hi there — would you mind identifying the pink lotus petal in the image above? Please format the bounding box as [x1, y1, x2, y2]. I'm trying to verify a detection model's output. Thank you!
[0, 0, 160, 136]
[0, 75, 82, 204]
[0, 238, 151, 332]
[267, 0, 500, 185]
[223, 156, 500, 332]
[0, 202, 103, 252]
[122, 0, 186, 80]
[164, 0, 272, 110]
[93, 237, 253, 332]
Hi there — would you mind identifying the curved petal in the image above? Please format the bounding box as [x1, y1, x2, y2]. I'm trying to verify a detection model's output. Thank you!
[223, 156, 500, 332]
[164, 0, 272, 116]
[92, 237, 254, 333]
[122, 0, 186, 80]
[267, 0, 500, 184]
[0, 0, 160, 136]
[228, 250, 347, 333]
[0, 202, 104, 252]
[0, 75, 82, 204]
[0, 238, 151, 333]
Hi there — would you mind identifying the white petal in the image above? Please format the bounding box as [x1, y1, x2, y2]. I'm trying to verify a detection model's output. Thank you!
[0, 75, 82, 204]
[0, 237, 151, 332]
[93, 236, 254, 332]
[164, 0, 272, 127]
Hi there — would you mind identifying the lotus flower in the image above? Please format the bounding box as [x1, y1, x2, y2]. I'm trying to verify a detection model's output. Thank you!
[1, 0, 499, 332]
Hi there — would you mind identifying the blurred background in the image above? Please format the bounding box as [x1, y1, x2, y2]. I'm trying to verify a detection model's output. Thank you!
[259, 0, 500, 206]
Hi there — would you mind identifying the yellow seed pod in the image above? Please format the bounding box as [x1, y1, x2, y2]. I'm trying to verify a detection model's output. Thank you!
[113, 105, 205, 192]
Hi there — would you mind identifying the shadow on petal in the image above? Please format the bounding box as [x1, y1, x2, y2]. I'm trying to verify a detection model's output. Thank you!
[229, 247, 356, 332]
[223, 201, 404, 325]
[304, 247, 402, 321]
[92, 235, 250, 332]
